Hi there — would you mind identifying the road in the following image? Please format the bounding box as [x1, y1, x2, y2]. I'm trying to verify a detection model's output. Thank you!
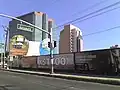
[0, 70, 120, 90]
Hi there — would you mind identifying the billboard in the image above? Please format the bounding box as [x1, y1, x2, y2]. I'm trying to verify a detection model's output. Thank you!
[75, 48, 120, 74]
[39, 38, 51, 55]
[37, 53, 74, 70]
[21, 56, 37, 68]
[9, 35, 29, 56]
[26, 41, 41, 56]
[10, 36, 56, 56]
[26, 38, 55, 56]
[75, 49, 113, 72]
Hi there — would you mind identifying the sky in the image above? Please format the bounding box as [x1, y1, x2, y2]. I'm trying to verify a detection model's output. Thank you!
[0, 0, 120, 51]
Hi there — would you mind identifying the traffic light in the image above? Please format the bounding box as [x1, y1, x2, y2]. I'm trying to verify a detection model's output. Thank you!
[54, 41, 56, 48]
[48, 41, 57, 48]
[48, 42, 51, 48]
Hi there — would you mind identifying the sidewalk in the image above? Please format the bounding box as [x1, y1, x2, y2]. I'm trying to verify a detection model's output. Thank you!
[2, 69, 120, 85]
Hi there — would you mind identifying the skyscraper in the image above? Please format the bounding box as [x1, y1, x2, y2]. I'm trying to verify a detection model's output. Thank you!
[59, 24, 83, 53]
[9, 12, 44, 42]
[42, 13, 48, 40]
[9, 11, 58, 55]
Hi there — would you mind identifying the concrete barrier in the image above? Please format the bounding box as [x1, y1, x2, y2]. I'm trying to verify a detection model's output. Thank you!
[2, 69, 120, 85]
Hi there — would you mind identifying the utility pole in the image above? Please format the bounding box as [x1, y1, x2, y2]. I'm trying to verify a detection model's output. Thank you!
[2, 25, 9, 69]
[1, 53, 3, 68]
[0, 42, 4, 68]
[2, 33, 5, 69]
[50, 28, 54, 74]
[0, 47, 2, 68]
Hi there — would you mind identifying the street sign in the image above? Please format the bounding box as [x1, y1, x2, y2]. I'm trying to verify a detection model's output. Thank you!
[17, 24, 34, 32]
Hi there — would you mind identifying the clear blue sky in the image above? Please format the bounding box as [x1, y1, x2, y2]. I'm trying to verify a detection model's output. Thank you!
[0, 0, 120, 50]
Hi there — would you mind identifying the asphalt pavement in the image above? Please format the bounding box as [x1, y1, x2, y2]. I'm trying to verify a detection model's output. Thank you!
[0, 70, 120, 90]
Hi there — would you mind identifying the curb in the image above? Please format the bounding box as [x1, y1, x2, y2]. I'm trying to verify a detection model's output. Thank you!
[2, 69, 120, 85]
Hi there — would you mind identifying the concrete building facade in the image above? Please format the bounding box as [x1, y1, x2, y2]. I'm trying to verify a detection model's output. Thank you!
[9, 12, 44, 42]
[42, 13, 48, 40]
[9, 11, 58, 54]
[59, 24, 83, 53]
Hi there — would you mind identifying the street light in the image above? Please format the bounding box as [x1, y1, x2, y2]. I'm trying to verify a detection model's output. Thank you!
[49, 29, 54, 74]
[0, 13, 54, 74]
[3, 34, 5, 69]
[0, 42, 4, 68]
[2, 25, 9, 69]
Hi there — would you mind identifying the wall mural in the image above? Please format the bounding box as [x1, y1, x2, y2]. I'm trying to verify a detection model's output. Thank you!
[9, 35, 29, 56]
[10, 35, 55, 56]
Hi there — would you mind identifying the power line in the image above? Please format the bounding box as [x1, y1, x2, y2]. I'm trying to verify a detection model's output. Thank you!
[53, 1, 120, 29]
[56, 5, 120, 39]
[44, 0, 61, 10]
[73, 6, 120, 24]
[51, 0, 61, 4]
[72, 0, 109, 16]
[82, 25, 120, 37]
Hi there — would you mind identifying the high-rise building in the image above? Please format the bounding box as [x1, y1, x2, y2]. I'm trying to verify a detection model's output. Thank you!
[9, 12, 44, 42]
[59, 24, 83, 53]
[42, 13, 48, 40]
[8, 11, 58, 54]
